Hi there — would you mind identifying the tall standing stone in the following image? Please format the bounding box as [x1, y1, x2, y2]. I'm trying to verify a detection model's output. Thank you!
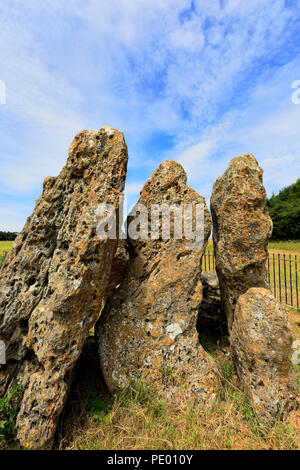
[0, 126, 128, 449]
[210, 154, 273, 330]
[231, 288, 297, 426]
[96, 160, 219, 403]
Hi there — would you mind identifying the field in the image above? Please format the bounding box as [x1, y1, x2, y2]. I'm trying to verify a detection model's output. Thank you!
[0, 240, 14, 254]
[1, 239, 300, 257]
[206, 239, 300, 254]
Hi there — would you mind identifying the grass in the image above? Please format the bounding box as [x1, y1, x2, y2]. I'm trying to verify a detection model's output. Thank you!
[268, 240, 300, 254]
[1, 240, 299, 259]
[64, 389, 299, 450]
[0, 384, 22, 447]
[2, 240, 299, 256]
[0, 241, 14, 254]
[57, 310, 300, 451]
[0, 241, 14, 267]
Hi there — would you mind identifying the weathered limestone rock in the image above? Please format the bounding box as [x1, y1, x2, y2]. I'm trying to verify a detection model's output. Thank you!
[0, 126, 128, 449]
[210, 154, 273, 330]
[96, 160, 219, 403]
[231, 288, 297, 426]
[200, 272, 220, 292]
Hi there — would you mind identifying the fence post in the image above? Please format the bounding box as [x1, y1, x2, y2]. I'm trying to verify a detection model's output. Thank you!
[295, 255, 299, 310]
[273, 253, 276, 299]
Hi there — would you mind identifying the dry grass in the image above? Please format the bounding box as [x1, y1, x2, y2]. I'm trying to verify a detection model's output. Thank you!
[64, 395, 299, 450]
[0, 241, 13, 267]
[56, 309, 300, 451]
[62, 375, 299, 451]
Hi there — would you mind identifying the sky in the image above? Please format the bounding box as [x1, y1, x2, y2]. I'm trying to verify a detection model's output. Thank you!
[0, 0, 300, 231]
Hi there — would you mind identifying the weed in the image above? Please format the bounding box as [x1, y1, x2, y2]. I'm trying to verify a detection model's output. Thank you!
[0, 384, 22, 444]
[87, 390, 111, 423]
[158, 365, 176, 386]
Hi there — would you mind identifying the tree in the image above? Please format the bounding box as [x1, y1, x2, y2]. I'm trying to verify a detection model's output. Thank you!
[267, 178, 300, 240]
[0, 231, 18, 241]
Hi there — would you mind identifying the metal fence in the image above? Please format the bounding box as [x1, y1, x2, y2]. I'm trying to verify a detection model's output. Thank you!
[202, 251, 299, 310]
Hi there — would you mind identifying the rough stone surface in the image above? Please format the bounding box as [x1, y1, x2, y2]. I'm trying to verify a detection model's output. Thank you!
[231, 288, 297, 426]
[0, 126, 128, 449]
[200, 272, 220, 292]
[96, 160, 219, 403]
[210, 154, 273, 330]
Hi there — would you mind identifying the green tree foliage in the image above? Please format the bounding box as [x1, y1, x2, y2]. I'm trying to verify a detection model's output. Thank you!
[267, 179, 300, 240]
[0, 231, 18, 241]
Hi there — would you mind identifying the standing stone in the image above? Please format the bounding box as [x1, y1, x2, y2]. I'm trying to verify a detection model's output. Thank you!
[96, 160, 219, 403]
[210, 154, 273, 330]
[0, 126, 128, 449]
[231, 288, 297, 426]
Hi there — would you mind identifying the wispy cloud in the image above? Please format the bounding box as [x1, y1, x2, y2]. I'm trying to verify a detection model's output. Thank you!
[176, 57, 300, 202]
[0, 0, 300, 229]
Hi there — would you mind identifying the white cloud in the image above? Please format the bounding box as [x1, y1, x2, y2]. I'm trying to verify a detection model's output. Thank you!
[174, 57, 300, 203]
[124, 181, 144, 196]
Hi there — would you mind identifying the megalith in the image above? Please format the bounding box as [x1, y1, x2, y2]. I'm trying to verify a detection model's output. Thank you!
[210, 154, 273, 330]
[0, 126, 128, 448]
[96, 160, 219, 403]
[231, 288, 297, 426]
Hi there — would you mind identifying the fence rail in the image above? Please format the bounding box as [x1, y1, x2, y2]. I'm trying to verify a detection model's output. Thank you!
[202, 252, 299, 310]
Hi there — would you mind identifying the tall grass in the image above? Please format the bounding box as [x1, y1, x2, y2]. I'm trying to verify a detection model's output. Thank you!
[63, 372, 299, 451]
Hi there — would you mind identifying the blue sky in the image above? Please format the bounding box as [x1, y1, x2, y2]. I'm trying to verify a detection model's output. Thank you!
[0, 0, 300, 231]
